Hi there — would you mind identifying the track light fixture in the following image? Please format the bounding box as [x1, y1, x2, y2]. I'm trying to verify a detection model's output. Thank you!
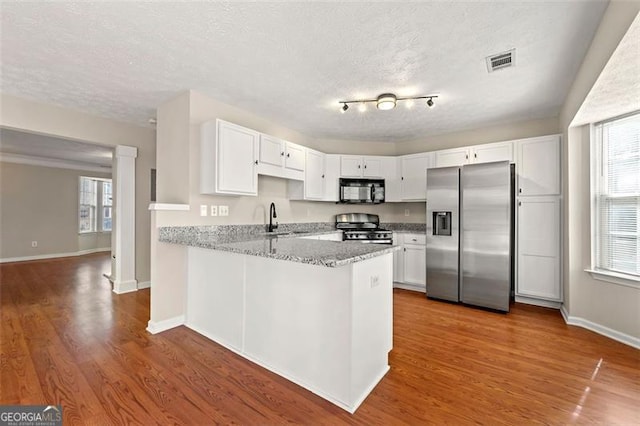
[339, 93, 438, 112]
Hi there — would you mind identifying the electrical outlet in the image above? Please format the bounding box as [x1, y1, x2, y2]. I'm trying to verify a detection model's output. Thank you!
[219, 205, 229, 216]
[405, 209, 410, 217]
[210, 205, 218, 216]
[200, 205, 208, 216]
[31, 241, 38, 248]
[370, 275, 380, 288]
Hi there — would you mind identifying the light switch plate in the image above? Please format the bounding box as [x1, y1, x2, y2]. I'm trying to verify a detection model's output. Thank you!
[200, 205, 208, 216]
[210, 205, 218, 216]
[219, 205, 229, 216]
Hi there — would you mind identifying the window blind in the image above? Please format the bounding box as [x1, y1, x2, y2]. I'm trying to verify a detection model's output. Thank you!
[594, 112, 640, 277]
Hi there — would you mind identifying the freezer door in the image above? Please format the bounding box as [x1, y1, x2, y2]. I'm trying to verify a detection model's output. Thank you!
[460, 161, 511, 312]
[426, 167, 460, 302]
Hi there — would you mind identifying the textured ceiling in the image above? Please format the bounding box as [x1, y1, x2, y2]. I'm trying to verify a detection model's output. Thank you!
[572, 13, 640, 126]
[0, 128, 113, 166]
[0, 2, 607, 142]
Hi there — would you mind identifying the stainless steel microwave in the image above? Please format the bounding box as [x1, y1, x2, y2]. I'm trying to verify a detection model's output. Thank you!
[339, 178, 385, 204]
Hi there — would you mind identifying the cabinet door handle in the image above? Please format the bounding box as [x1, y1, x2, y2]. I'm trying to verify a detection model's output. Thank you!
[519, 188, 522, 193]
[518, 201, 522, 206]
[254, 160, 258, 165]
[401, 176, 404, 180]
[322, 174, 325, 178]
[465, 154, 469, 159]
[287, 153, 290, 158]
[364, 165, 367, 169]
[358, 164, 361, 169]
[281, 152, 285, 156]
[474, 153, 477, 159]
[412, 238, 417, 241]
[404, 248, 406, 252]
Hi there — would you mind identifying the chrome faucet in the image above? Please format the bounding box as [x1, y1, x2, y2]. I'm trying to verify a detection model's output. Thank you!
[268, 202, 278, 232]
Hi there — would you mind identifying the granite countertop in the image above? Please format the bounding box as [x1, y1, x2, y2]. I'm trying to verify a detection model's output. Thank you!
[159, 224, 399, 267]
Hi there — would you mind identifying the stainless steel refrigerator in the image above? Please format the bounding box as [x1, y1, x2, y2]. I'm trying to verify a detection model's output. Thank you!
[425, 161, 514, 312]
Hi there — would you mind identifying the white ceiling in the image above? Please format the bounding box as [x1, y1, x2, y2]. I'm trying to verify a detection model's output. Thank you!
[572, 13, 640, 126]
[0, 128, 113, 167]
[0, 1, 607, 142]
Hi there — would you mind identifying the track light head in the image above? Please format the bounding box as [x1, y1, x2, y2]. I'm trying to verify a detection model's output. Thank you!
[426, 98, 434, 108]
[341, 103, 349, 113]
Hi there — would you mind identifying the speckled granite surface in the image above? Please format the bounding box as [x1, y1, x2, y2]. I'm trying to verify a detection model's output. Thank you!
[158, 224, 398, 267]
[382, 223, 427, 233]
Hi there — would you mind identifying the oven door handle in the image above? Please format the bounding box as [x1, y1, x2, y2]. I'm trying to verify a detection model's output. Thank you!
[370, 185, 375, 202]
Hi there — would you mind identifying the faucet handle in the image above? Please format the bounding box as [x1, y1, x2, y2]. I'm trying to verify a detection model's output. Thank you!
[273, 221, 279, 229]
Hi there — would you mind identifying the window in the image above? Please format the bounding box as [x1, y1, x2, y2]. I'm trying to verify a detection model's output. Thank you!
[592, 112, 640, 281]
[79, 177, 112, 233]
[102, 181, 112, 231]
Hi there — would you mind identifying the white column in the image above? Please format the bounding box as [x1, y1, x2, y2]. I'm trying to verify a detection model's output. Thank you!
[113, 145, 138, 294]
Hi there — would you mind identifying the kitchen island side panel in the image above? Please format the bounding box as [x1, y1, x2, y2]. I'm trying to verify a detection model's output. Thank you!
[244, 256, 353, 406]
[186, 247, 245, 351]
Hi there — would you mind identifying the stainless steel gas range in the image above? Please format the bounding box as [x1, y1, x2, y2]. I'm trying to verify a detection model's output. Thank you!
[335, 213, 393, 244]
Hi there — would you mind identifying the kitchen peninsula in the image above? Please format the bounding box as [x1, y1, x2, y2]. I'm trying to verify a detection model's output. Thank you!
[158, 225, 396, 413]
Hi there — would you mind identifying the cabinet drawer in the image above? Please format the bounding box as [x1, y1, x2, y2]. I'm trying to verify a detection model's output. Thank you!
[402, 233, 426, 245]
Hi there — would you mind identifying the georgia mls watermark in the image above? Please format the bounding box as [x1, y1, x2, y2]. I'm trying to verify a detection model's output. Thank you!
[0, 405, 62, 426]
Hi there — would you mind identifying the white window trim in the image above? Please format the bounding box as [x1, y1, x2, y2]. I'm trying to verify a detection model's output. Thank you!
[588, 114, 640, 288]
[584, 268, 640, 289]
[79, 176, 113, 234]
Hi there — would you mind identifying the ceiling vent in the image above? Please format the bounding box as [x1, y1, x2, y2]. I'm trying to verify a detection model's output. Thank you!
[486, 49, 515, 73]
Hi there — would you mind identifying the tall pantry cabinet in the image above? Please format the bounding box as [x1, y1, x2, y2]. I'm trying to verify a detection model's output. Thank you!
[515, 135, 562, 307]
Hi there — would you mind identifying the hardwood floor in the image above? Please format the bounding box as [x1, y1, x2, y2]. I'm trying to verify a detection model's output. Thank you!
[1, 253, 638, 425]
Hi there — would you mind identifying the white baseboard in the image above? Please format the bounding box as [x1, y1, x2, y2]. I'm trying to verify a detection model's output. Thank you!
[146, 315, 185, 334]
[113, 279, 138, 294]
[515, 295, 562, 309]
[0, 247, 110, 264]
[137, 281, 151, 289]
[393, 282, 426, 293]
[77, 247, 111, 256]
[560, 305, 640, 349]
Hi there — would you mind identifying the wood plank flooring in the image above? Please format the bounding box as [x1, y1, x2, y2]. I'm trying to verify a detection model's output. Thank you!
[1, 253, 638, 424]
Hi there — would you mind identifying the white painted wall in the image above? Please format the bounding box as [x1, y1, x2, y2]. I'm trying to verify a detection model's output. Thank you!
[560, 2, 640, 340]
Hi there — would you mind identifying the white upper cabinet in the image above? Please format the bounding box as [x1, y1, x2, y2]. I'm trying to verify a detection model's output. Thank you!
[285, 142, 305, 171]
[435, 141, 513, 168]
[516, 135, 560, 196]
[471, 141, 513, 163]
[304, 148, 325, 200]
[340, 156, 363, 177]
[323, 154, 341, 202]
[340, 155, 385, 178]
[400, 153, 433, 201]
[435, 147, 470, 168]
[201, 119, 258, 196]
[259, 134, 284, 167]
[362, 156, 383, 177]
[257, 136, 305, 180]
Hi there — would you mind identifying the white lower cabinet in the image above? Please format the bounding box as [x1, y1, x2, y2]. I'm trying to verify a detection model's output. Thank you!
[393, 232, 426, 292]
[516, 197, 561, 303]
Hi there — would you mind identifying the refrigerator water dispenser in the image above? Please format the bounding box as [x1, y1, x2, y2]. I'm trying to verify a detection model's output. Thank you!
[433, 211, 452, 236]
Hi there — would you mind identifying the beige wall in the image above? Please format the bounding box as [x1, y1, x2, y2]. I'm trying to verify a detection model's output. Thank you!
[0, 161, 110, 259]
[560, 2, 640, 339]
[0, 94, 156, 282]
